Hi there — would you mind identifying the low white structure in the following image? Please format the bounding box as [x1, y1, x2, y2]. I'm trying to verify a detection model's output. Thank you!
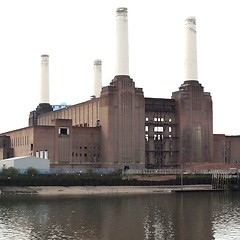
[0, 156, 50, 173]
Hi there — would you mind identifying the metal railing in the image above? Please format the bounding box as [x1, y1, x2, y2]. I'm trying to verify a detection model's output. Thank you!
[123, 168, 240, 175]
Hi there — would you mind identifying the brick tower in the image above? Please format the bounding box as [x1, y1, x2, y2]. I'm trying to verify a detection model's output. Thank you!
[99, 8, 145, 169]
[172, 17, 213, 165]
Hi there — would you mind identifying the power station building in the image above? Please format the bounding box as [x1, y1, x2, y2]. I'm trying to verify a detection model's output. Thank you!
[1, 8, 240, 171]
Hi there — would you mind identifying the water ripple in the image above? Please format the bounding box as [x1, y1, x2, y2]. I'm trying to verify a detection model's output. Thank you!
[0, 192, 240, 239]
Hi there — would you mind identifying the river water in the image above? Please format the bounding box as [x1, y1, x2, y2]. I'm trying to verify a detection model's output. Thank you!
[0, 191, 240, 240]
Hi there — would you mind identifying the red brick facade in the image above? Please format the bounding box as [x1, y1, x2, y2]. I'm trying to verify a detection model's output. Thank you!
[1, 77, 239, 170]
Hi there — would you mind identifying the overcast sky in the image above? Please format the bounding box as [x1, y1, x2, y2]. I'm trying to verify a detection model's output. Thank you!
[0, 0, 239, 135]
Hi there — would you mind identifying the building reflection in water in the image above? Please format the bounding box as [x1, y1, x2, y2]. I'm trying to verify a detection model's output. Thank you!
[0, 192, 240, 239]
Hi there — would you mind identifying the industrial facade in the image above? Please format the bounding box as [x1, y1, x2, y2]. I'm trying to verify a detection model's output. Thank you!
[0, 8, 239, 170]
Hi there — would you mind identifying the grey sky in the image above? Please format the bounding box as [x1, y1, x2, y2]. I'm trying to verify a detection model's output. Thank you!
[0, 0, 239, 135]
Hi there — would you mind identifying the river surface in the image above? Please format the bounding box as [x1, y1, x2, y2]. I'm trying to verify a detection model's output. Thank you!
[0, 191, 240, 240]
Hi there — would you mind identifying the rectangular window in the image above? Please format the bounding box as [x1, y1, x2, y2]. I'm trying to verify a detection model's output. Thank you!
[154, 126, 163, 132]
[59, 127, 69, 135]
[44, 150, 48, 159]
[145, 134, 149, 141]
[145, 126, 148, 132]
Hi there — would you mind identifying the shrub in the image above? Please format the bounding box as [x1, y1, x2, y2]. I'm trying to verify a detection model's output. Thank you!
[1, 167, 19, 176]
[26, 167, 39, 176]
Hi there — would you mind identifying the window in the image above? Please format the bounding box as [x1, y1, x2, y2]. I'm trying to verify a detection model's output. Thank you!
[146, 117, 149, 122]
[59, 127, 69, 135]
[145, 134, 149, 141]
[44, 150, 48, 159]
[96, 119, 100, 127]
[154, 134, 163, 140]
[154, 126, 163, 132]
[145, 126, 148, 132]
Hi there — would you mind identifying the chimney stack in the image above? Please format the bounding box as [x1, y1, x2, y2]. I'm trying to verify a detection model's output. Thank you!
[115, 7, 129, 76]
[40, 54, 49, 103]
[93, 59, 102, 98]
[184, 17, 198, 81]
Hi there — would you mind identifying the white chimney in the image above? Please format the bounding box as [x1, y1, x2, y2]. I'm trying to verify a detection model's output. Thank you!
[184, 17, 198, 81]
[40, 54, 49, 103]
[93, 59, 102, 98]
[115, 7, 129, 76]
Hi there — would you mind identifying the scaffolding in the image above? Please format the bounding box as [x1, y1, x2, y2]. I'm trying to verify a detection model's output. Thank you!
[145, 98, 179, 168]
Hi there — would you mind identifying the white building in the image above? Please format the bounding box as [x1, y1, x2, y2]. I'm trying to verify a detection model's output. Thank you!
[0, 156, 50, 173]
